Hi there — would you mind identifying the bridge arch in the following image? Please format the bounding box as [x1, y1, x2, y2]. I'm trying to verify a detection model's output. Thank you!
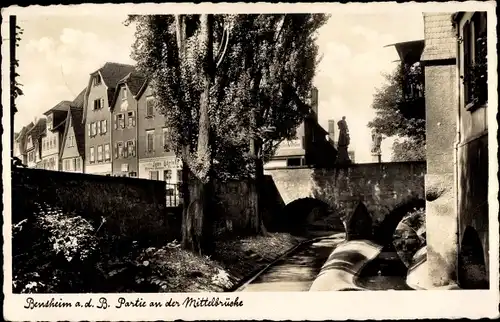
[458, 226, 488, 289]
[279, 197, 343, 236]
[373, 198, 426, 248]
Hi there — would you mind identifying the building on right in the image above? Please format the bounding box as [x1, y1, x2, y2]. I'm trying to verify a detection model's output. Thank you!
[421, 12, 489, 288]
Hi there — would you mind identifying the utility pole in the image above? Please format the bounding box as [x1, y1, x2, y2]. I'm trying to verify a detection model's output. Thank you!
[10, 15, 17, 159]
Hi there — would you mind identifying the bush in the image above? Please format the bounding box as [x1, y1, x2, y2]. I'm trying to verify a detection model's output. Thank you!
[12, 210, 102, 293]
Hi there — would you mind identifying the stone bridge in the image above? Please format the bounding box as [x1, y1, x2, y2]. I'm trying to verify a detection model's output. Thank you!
[263, 161, 426, 241]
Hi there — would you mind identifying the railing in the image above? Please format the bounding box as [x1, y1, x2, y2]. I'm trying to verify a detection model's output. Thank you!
[165, 183, 182, 207]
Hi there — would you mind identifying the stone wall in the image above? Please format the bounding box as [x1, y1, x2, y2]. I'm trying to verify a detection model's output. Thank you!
[264, 162, 426, 231]
[422, 12, 459, 287]
[12, 167, 175, 242]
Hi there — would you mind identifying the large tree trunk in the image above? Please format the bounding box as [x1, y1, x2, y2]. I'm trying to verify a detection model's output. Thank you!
[182, 14, 215, 255]
[249, 71, 267, 235]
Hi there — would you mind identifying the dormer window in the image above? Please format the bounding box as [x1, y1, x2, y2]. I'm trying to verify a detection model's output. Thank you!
[93, 74, 102, 86]
[47, 115, 53, 131]
[122, 87, 127, 100]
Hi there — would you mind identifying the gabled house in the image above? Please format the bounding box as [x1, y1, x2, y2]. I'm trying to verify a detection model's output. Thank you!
[83, 62, 135, 175]
[60, 89, 86, 173]
[13, 122, 34, 165]
[110, 71, 146, 177]
[40, 101, 71, 171]
[25, 118, 46, 168]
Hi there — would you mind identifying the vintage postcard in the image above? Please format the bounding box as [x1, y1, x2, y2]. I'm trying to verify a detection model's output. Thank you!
[1, 1, 498, 321]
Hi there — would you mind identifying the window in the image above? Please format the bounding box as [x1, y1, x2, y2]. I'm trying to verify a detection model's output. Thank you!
[75, 158, 81, 171]
[122, 87, 127, 100]
[177, 169, 183, 183]
[164, 170, 172, 183]
[127, 111, 136, 128]
[93, 99, 103, 110]
[116, 142, 124, 159]
[104, 143, 111, 161]
[150, 170, 159, 180]
[146, 130, 154, 152]
[146, 96, 155, 117]
[90, 147, 95, 163]
[101, 120, 107, 134]
[163, 128, 170, 152]
[93, 74, 101, 86]
[462, 12, 488, 108]
[88, 123, 92, 138]
[116, 114, 125, 129]
[97, 145, 103, 161]
[97, 121, 101, 135]
[93, 122, 98, 136]
[47, 115, 53, 131]
[126, 140, 136, 157]
[28, 151, 34, 162]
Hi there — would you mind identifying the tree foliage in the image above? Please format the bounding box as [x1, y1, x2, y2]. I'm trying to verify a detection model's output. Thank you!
[368, 62, 426, 161]
[127, 14, 328, 180]
[391, 138, 426, 162]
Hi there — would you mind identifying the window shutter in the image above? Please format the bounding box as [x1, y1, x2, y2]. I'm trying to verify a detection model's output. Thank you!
[114, 115, 118, 130]
[132, 112, 136, 127]
[114, 144, 118, 159]
[88, 123, 91, 137]
[124, 142, 129, 158]
[463, 21, 471, 102]
[103, 120, 107, 133]
[101, 98, 105, 109]
[132, 140, 136, 157]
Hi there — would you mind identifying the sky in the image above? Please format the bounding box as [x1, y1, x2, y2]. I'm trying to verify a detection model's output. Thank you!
[13, 11, 424, 163]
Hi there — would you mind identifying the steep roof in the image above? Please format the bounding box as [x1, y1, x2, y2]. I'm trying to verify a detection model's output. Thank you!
[43, 100, 72, 116]
[16, 122, 34, 154]
[71, 88, 86, 109]
[83, 62, 136, 122]
[26, 118, 46, 153]
[70, 106, 85, 159]
[110, 70, 148, 111]
[96, 62, 136, 106]
[61, 90, 86, 160]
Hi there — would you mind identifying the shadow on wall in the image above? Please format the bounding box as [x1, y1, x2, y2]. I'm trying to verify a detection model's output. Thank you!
[373, 198, 426, 249]
[260, 175, 286, 232]
[11, 168, 172, 244]
[458, 226, 489, 289]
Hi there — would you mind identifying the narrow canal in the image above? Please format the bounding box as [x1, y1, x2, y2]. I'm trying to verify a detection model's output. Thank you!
[239, 233, 345, 292]
[238, 232, 412, 292]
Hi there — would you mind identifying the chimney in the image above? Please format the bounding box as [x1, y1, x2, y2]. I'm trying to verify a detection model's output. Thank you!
[328, 119, 336, 141]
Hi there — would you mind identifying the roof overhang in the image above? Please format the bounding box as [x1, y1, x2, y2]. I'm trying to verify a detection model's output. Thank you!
[384, 39, 425, 66]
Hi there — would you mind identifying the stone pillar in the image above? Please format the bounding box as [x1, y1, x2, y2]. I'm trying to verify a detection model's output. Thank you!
[421, 13, 459, 287]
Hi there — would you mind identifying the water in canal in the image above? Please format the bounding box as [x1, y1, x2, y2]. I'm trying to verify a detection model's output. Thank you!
[240, 233, 345, 292]
[239, 233, 412, 292]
